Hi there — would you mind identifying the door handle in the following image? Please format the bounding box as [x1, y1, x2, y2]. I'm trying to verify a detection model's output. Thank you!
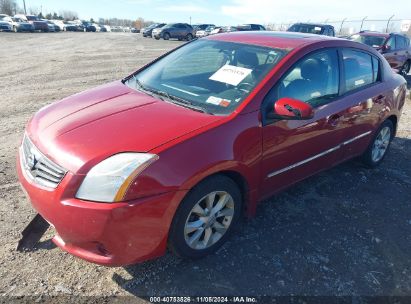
[374, 95, 385, 104]
[327, 114, 340, 127]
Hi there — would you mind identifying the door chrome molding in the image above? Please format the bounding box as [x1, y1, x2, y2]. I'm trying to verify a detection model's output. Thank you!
[267, 131, 372, 178]
[342, 131, 372, 145]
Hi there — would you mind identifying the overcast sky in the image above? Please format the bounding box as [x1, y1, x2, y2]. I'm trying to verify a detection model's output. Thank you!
[22, 0, 410, 25]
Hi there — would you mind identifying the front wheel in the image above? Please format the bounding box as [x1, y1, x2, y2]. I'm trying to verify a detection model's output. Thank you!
[163, 32, 170, 40]
[186, 33, 193, 41]
[361, 120, 394, 168]
[168, 175, 242, 259]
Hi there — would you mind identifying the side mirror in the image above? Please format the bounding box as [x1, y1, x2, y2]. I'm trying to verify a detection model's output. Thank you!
[269, 97, 314, 120]
[382, 45, 391, 52]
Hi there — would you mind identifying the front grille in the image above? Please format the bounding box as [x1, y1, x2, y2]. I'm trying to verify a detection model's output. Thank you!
[20, 135, 67, 189]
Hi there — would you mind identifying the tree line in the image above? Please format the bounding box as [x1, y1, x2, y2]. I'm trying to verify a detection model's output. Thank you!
[1, 0, 154, 29]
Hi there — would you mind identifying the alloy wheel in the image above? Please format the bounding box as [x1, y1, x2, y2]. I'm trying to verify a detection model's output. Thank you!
[184, 191, 234, 250]
[402, 61, 410, 76]
[371, 126, 391, 163]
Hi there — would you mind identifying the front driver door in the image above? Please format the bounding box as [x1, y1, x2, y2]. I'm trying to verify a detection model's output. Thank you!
[260, 48, 346, 198]
[383, 36, 400, 69]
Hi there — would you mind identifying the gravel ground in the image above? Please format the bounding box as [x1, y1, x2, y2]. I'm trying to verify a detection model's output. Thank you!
[0, 32, 410, 301]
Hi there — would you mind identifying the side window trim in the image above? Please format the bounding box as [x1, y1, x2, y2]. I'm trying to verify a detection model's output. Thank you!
[261, 47, 341, 126]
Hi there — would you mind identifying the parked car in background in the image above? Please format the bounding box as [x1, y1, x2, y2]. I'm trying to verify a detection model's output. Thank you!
[219, 26, 238, 33]
[51, 20, 66, 31]
[100, 25, 111, 32]
[82, 21, 100, 32]
[142, 23, 166, 37]
[287, 23, 335, 36]
[193, 24, 215, 31]
[43, 20, 56, 32]
[349, 32, 411, 75]
[25, 15, 49, 32]
[65, 21, 85, 32]
[131, 27, 140, 33]
[0, 14, 14, 32]
[153, 23, 194, 40]
[195, 25, 216, 38]
[237, 24, 266, 31]
[209, 26, 233, 35]
[12, 17, 35, 32]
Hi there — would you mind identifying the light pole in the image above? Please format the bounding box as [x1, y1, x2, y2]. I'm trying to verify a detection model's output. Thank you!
[386, 15, 394, 33]
[22, 0, 27, 14]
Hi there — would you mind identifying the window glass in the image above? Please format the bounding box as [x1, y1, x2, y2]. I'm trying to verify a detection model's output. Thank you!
[127, 40, 288, 115]
[396, 36, 406, 49]
[342, 49, 373, 92]
[386, 37, 396, 50]
[274, 50, 339, 107]
[349, 35, 386, 48]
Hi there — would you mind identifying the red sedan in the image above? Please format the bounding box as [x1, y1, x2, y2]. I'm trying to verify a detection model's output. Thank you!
[17, 32, 407, 266]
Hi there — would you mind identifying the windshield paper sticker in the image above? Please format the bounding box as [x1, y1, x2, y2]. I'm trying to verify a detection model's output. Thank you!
[209, 65, 252, 86]
[206, 96, 231, 107]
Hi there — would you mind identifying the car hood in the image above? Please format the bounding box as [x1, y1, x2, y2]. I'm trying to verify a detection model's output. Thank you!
[0, 21, 10, 25]
[27, 81, 223, 173]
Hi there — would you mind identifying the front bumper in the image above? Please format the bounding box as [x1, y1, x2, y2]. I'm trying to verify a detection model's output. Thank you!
[17, 150, 187, 266]
[152, 32, 161, 38]
[0, 24, 12, 31]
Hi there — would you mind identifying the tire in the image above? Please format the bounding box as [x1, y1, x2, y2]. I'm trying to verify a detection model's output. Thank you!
[186, 33, 193, 41]
[168, 175, 242, 259]
[154, 36, 160, 40]
[361, 120, 394, 168]
[163, 32, 170, 40]
[401, 60, 410, 76]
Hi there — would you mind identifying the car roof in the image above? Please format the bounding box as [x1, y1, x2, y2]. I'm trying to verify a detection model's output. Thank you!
[356, 31, 389, 38]
[207, 31, 339, 49]
[292, 23, 333, 27]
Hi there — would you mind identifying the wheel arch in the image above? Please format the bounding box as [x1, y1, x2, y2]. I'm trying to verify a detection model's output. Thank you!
[386, 114, 398, 136]
[181, 169, 253, 217]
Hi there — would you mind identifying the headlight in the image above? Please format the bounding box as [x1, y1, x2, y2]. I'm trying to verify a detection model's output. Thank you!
[76, 153, 158, 203]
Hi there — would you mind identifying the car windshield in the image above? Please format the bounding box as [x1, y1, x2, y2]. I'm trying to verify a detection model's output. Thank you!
[289, 24, 324, 34]
[349, 34, 386, 48]
[125, 39, 288, 115]
[26, 16, 38, 21]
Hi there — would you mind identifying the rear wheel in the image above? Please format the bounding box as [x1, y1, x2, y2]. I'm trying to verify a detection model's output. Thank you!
[401, 60, 410, 76]
[186, 33, 193, 41]
[168, 175, 242, 259]
[361, 120, 394, 168]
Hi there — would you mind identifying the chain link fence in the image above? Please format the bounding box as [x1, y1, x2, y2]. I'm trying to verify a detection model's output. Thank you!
[266, 16, 411, 37]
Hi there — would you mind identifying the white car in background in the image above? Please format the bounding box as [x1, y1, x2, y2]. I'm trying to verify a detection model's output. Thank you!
[51, 20, 66, 31]
[195, 25, 215, 38]
[0, 14, 16, 32]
